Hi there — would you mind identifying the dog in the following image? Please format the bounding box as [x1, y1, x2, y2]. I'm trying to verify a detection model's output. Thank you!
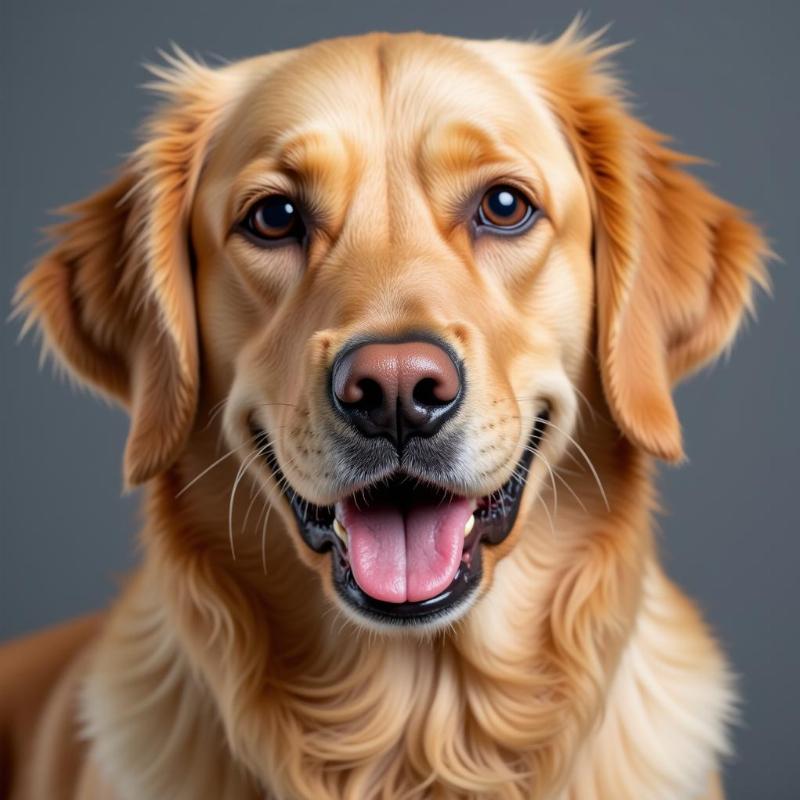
[3, 24, 769, 800]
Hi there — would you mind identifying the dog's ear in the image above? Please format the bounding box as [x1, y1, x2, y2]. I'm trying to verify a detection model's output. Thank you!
[15, 52, 238, 486]
[536, 28, 770, 461]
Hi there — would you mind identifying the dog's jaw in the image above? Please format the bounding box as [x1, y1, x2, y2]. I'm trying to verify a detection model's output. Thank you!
[245, 412, 549, 631]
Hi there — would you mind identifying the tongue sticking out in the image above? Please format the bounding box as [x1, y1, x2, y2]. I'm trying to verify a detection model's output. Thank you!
[338, 495, 474, 603]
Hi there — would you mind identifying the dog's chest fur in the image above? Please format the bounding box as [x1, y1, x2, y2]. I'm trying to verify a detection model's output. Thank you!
[79, 557, 732, 800]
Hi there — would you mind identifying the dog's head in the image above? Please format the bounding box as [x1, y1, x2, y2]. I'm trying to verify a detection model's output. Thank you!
[16, 29, 768, 631]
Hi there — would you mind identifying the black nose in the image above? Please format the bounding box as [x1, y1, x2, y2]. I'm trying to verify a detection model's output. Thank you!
[330, 338, 463, 446]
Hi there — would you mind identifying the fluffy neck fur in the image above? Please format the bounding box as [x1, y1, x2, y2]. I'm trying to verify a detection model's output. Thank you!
[81, 404, 732, 800]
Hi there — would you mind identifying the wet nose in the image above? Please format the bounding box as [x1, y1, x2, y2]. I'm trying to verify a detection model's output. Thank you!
[331, 339, 462, 446]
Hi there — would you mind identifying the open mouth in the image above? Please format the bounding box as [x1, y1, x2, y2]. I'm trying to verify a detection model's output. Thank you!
[251, 411, 547, 626]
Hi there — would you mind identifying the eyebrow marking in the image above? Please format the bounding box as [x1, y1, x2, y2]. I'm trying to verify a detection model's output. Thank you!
[419, 120, 509, 175]
[277, 129, 352, 185]
[229, 129, 356, 238]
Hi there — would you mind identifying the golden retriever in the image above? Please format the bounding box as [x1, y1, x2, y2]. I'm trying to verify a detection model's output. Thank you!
[3, 24, 769, 800]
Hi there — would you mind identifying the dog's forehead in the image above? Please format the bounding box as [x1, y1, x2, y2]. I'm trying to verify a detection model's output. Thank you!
[220, 33, 572, 176]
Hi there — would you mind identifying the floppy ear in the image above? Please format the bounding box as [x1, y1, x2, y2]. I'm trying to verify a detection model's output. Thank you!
[15, 52, 236, 486]
[537, 28, 770, 461]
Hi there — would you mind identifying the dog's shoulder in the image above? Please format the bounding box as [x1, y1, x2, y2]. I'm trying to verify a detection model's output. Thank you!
[565, 566, 735, 799]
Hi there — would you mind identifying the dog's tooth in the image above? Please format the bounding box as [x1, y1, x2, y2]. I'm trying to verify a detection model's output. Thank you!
[333, 518, 348, 545]
[464, 514, 475, 538]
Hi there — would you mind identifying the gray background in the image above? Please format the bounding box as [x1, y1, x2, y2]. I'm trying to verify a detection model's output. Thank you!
[2, 1, 798, 796]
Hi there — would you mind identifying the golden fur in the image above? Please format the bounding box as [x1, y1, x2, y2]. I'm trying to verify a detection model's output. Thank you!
[5, 24, 768, 799]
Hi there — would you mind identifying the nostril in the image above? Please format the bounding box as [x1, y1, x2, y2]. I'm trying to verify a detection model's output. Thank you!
[412, 377, 450, 408]
[350, 378, 384, 412]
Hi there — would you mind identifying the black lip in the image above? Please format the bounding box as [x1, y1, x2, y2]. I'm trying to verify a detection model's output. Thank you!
[250, 411, 548, 626]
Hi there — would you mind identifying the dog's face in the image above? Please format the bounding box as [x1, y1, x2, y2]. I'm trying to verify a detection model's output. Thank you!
[199, 36, 592, 628]
[17, 31, 767, 632]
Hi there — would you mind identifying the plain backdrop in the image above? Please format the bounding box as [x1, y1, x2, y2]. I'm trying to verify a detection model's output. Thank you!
[2, 1, 798, 796]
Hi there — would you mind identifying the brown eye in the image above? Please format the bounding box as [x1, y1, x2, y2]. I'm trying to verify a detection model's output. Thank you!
[242, 195, 305, 244]
[477, 185, 536, 232]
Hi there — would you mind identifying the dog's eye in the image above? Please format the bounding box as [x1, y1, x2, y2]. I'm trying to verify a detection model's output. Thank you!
[242, 195, 305, 244]
[477, 186, 536, 233]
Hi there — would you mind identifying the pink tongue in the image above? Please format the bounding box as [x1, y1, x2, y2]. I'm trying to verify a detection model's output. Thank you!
[339, 496, 473, 603]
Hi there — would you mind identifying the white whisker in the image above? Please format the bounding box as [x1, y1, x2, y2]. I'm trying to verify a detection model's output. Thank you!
[240, 483, 261, 536]
[537, 493, 555, 538]
[227, 444, 269, 561]
[260, 501, 273, 575]
[203, 396, 228, 431]
[538, 417, 610, 511]
[176, 441, 249, 498]
[554, 468, 589, 514]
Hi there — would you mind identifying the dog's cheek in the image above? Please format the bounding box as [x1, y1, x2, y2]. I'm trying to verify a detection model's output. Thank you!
[194, 262, 273, 406]
[282, 522, 333, 581]
[474, 545, 502, 602]
[481, 509, 532, 581]
[478, 479, 548, 591]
